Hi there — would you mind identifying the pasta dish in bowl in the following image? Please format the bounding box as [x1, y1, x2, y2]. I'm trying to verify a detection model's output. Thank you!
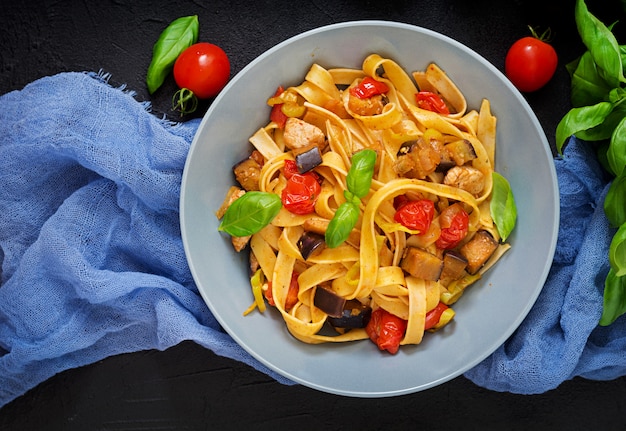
[180, 21, 558, 396]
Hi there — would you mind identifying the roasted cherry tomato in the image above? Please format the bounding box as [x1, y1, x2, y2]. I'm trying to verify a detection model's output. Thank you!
[269, 86, 289, 128]
[505, 28, 558, 93]
[365, 308, 407, 354]
[435, 203, 469, 249]
[415, 91, 450, 115]
[281, 172, 321, 215]
[349, 76, 389, 99]
[173, 42, 231, 99]
[424, 302, 450, 330]
[394, 199, 435, 234]
[264, 273, 299, 310]
[283, 159, 299, 179]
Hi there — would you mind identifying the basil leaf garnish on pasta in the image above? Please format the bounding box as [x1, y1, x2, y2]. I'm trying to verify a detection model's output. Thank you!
[218, 192, 282, 237]
[346, 149, 377, 199]
[325, 149, 377, 248]
[325, 201, 360, 249]
[490, 172, 517, 242]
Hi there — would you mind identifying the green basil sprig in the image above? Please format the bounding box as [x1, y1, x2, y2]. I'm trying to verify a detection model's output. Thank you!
[490, 172, 517, 242]
[146, 15, 199, 94]
[218, 192, 282, 237]
[556, 0, 626, 325]
[325, 149, 377, 248]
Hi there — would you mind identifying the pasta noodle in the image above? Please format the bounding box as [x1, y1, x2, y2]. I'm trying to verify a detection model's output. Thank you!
[218, 54, 513, 353]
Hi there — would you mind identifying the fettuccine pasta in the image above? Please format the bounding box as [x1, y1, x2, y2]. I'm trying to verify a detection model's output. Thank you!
[217, 54, 513, 354]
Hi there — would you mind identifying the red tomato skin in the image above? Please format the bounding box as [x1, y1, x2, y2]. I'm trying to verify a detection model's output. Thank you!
[283, 159, 299, 179]
[415, 91, 450, 114]
[435, 204, 469, 250]
[173, 42, 231, 99]
[424, 302, 449, 330]
[281, 173, 321, 215]
[270, 86, 289, 128]
[394, 199, 435, 233]
[365, 308, 407, 354]
[264, 275, 298, 310]
[349, 77, 389, 99]
[505, 36, 557, 93]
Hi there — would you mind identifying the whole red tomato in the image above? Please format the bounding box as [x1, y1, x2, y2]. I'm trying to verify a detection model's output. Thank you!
[173, 42, 231, 99]
[505, 29, 558, 93]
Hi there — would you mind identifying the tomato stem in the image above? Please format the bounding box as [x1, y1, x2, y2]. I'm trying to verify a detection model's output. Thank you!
[172, 87, 199, 116]
[528, 25, 553, 42]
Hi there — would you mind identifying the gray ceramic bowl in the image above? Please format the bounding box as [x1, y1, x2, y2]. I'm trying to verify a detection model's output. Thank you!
[180, 21, 559, 397]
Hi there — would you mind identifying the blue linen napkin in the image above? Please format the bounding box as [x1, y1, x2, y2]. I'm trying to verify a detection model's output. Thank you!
[1, 72, 625, 408]
[0, 72, 293, 408]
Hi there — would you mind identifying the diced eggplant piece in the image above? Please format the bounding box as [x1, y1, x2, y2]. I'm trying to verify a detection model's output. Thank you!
[444, 139, 477, 166]
[459, 230, 499, 275]
[233, 157, 262, 191]
[327, 300, 372, 329]
[435, 159, 456, 173]
[400, 247, 443, 281]
[397, 141, 417, 156]
[439, 250, 468, 286]
[294, 144, 323, 173]
[314, 286, 346, 318]
[297, 231, 326, 260]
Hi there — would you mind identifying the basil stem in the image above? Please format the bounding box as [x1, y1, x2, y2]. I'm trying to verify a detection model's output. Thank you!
[218, 191, 282, 237]
[346, 149, 377, 199]
[490, 172, 517, 242]
[324, 149, 377, 248]
[146, 15, 199, 94]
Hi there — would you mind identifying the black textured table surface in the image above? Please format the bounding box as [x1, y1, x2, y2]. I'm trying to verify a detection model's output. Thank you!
[2, 1, 626, 429]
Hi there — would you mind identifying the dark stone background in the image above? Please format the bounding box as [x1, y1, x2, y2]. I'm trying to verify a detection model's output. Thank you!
[1, 0, 626, 429]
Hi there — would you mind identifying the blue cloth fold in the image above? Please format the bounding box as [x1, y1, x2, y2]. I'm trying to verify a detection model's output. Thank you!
[0, 72, 625, 408]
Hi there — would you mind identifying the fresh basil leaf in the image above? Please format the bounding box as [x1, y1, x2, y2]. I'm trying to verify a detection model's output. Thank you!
[490, 172, 517, 242]
[576, 102, 626, 143]
[146, 15, 199, 94]
[346, 149, 377, 199]
[556, 101, 614, 153]
[607, 116, 626, 177]
[609, 222, 626, 277]
[576, 0, 625, 88]
[605, 173, 626, 226]
[599, 268, 626, 326]
[569, 51, 613, 107]
[218, 191, 282, 237]
[325, 202, 360, 248]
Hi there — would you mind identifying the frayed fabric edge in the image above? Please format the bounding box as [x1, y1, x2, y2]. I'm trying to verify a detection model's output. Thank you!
[84, 69, 180, 130]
